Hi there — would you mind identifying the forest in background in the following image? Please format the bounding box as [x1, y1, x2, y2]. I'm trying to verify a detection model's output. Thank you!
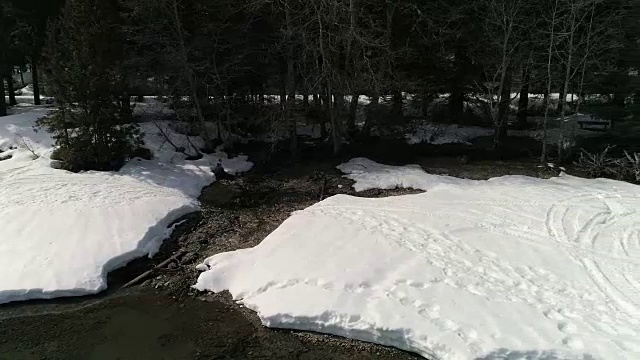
[1, 0, 638, 170]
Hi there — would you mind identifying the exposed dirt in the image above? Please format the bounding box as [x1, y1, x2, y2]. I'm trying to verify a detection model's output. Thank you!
[0, 290, 423, 360]
[0, 139, 565, 360]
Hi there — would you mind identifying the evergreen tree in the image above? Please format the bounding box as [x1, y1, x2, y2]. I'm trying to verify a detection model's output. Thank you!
[10, 0, 65, 105]
[39, 0, 141, 171]
[0, 1, 20, 116]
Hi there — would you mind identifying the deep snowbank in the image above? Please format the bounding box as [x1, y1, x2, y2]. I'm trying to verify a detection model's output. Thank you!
[0, 108, 252, 304]
[196, 158, 640, 359]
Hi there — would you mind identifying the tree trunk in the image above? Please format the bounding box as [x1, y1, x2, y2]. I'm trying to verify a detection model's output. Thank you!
[0, 78, 6, 116]
[280, 70, 287, 107]
[285, 1, 297, 157]
[494, 121, 508, 149]
[19, 68, 25, 87]
[362, 95, 378, 136]
[449, 47, 467, 123]
[557, 85, 565, 115]
[541, 0, 559, 164]
[320, 113, 327, 139]
[120, 93, 132, 118]
[326, 89, 341, 155]
[494, 70, 512, 149]
[334, 94, 345, 127]
[541, 88, 551, 163]
[557, 7, 576, 162]
[171, 0, 211, 151]
[449, 92, 464, 124]
[391, 91, 403, 116]
[32, 60, 41, 105]
[575, 2, 596, 117]
[348, 94, 359, 134]
[557, 70, 571, 161]
[421, 93, 430, 116]
[6, 75, 17, 106]
[320, 94, 330, 138]
[612, 91, 626, 107]
[303, 93, 309, 108]
[517, 67, 530, 129]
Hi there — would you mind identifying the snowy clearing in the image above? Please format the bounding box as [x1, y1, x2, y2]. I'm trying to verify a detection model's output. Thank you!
[0, 106, 252, 304]
[196, 158, 640, 359]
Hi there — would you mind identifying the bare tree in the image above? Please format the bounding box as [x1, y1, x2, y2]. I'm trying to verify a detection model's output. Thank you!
[516, 54, 532, 129]
[554, 0, 623, 160]
[541, 0, 561, 163]
[169, 0, 214, 150]
[473, 0, 529, 148]
[257, 0, 389, 154]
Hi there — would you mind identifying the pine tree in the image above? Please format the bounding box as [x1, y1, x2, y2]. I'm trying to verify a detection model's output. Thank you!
[0, 1, 18, 116]
[39, 0, 141, 171]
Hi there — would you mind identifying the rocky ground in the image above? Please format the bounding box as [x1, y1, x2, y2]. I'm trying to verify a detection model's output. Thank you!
[0, 140, 564, 360]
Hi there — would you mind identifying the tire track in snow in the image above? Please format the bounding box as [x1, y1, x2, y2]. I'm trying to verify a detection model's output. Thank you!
[308, 201, 639, 350]
[545, 193, 640, 319]
[309, 206, 607, 310]
[620, 227, 638, 258]
[454, 202, 638, 265]
[581, 259, 639, 319]
[624, 272, 640, 294]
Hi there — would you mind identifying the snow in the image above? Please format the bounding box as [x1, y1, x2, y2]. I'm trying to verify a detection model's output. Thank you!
[0, 106, 252, 304]
[297, 124, 323, 139]
[6, 85, 54, 105]
[406, 124, 494, 145]
[195, 158, 640, 359]
[336, 158, 467, 192]
[511, 114, 609, 145]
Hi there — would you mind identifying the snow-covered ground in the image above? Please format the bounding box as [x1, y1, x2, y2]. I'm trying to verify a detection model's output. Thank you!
[406, 124, 494, 145]
[511, 114, 608, 145]
[196, 157, 640, 359]
[5, 84, 54, 105]
[0, 105, 252, 304]
[405, 113, 608, 146]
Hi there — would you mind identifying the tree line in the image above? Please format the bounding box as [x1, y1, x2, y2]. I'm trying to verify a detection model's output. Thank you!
[1, 0, 637, 170]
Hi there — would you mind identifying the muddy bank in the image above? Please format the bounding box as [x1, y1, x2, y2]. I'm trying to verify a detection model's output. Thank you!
[0, 291, 419, 360]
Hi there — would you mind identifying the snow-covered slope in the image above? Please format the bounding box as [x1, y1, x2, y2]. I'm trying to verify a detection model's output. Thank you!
[196, 158, 640, 359]
[0, 108, 252, 304]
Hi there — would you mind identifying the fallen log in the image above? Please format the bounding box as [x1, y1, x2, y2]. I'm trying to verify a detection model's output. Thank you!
[122, 250, 186, 288]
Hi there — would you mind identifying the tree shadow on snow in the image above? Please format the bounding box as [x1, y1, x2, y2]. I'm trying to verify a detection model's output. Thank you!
[120, 158, 212, 197]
